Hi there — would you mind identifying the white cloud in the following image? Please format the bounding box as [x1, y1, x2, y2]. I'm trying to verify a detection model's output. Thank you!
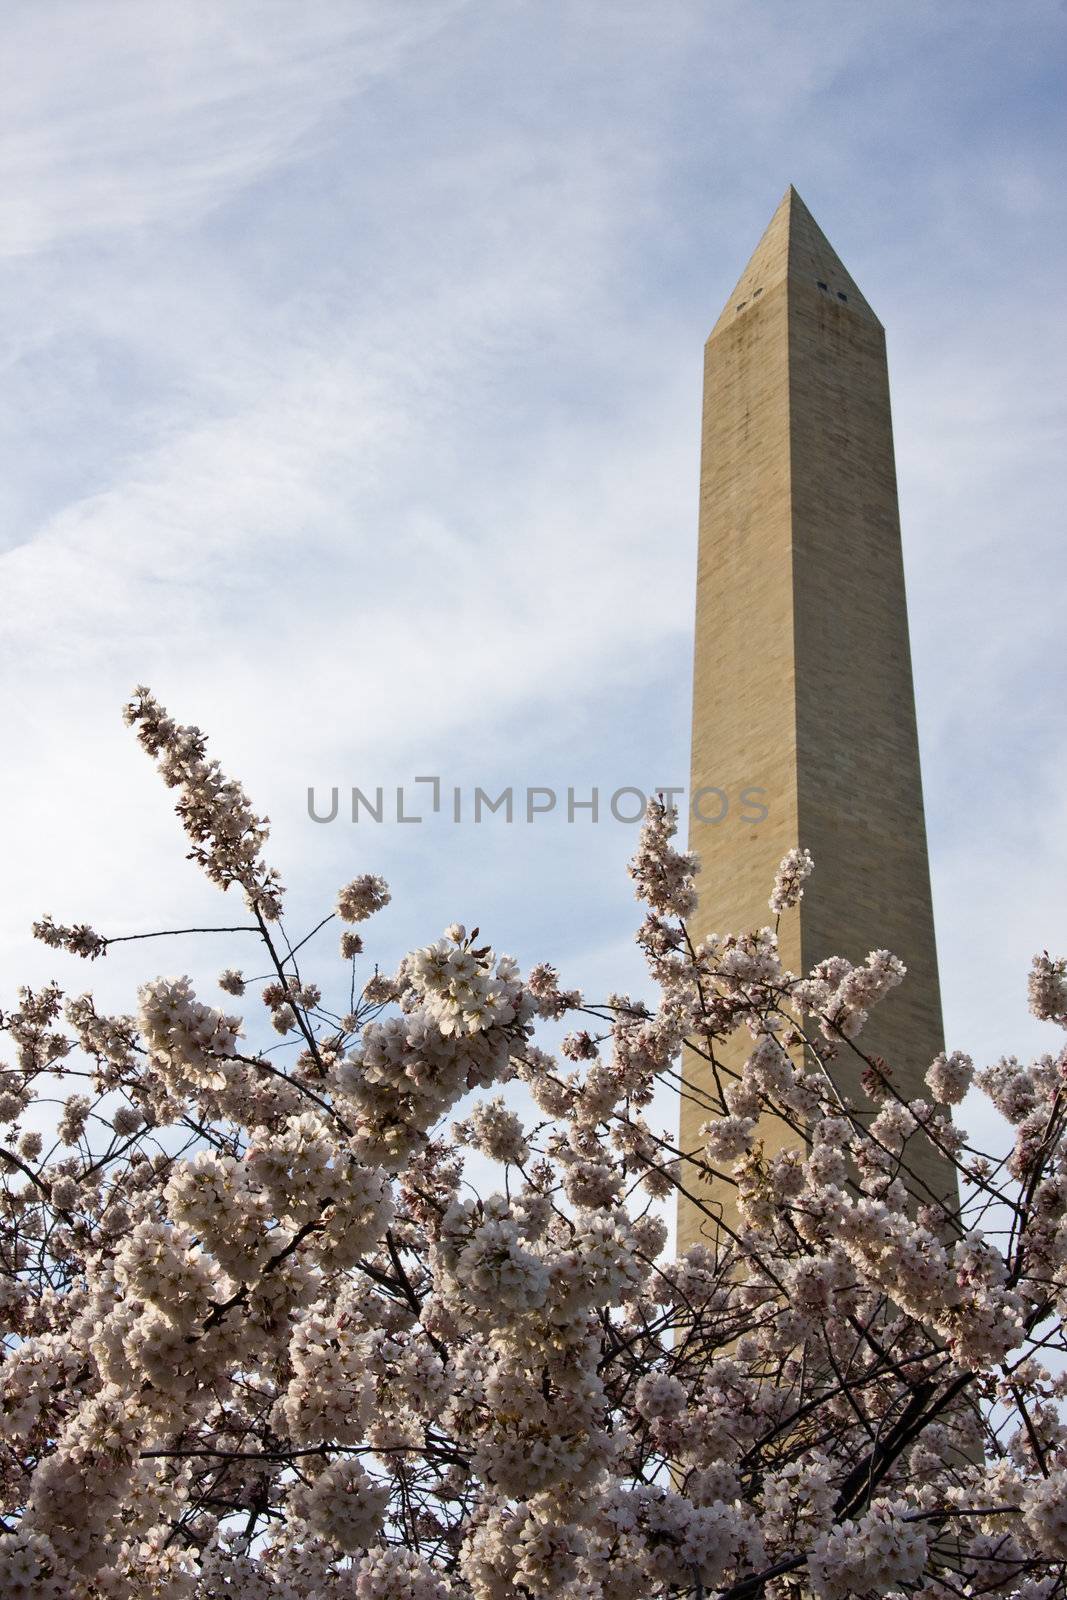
[0, 2, 471, 255]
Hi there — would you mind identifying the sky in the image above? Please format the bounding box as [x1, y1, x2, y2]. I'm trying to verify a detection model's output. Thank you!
[1, 0, 1066, 1166]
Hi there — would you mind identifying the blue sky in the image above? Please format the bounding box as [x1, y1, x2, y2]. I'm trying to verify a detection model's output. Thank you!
[2, 1, 1066, 1136]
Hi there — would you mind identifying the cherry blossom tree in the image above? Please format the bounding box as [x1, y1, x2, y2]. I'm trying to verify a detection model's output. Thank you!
[4, 687, 1067, 1598]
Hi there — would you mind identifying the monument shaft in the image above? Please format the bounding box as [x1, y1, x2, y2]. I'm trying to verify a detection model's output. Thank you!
[679, 189, 953, 1255]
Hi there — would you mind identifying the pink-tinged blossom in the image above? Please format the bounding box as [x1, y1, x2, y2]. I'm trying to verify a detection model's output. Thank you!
[1023, 1470, 1067, 1559]
[1029, 951, 1067, 1027]
[628, 798, 699, 919]
[769, 846, 814, 913]
[137, 974, 240, 1091]
[337, 872, 392, 924]
[635, 1372, 687, 1420]
[527, 961, 582, 1019]
[926, 1048, 974, 1104]
[701, 1113, 756, 1164]
[124, 684, 284, 920]
[0, 1529, 69, 1600]
[354, 1545, 458, 1599]
[808, 1501, 927, 1599]
[288, 1456, 389, 1552]
[31, 916, 106, 961]
[3, 690, 1065, 1599]
[459, 1096, 530, 1165]
[817, 948, 906, 1041]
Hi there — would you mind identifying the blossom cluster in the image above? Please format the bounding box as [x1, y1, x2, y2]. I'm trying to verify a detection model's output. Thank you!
[2, 691, 1066, 1600]
[768, 845, 814, 914]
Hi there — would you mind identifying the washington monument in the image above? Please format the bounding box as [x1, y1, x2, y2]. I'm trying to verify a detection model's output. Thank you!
[679, 187, 956, 1253]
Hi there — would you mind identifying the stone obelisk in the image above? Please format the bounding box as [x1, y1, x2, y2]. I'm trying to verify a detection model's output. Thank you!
[679, 187, 954, 1254]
